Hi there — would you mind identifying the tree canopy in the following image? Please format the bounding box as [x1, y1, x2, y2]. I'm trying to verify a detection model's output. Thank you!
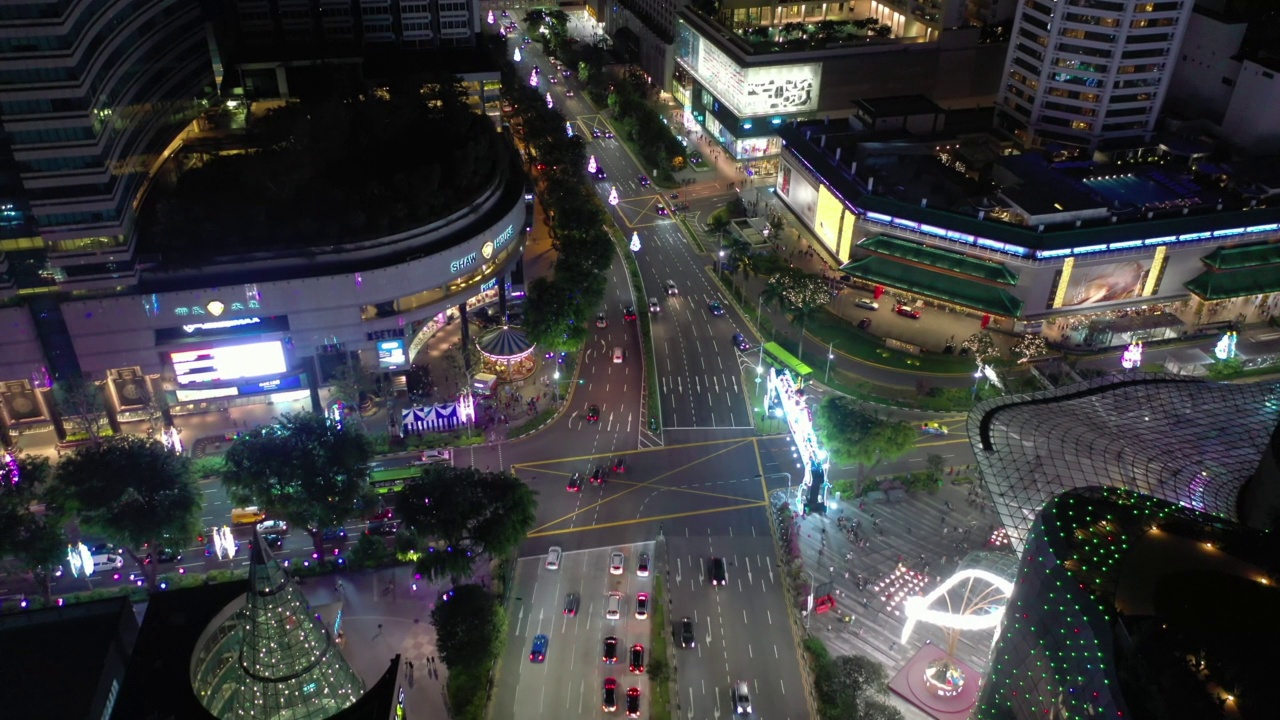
[142, 76, 504, 260]
[769, 267, 832, 311]
[221, 412, 373, 553]
[396, 465, 538, 582]
[814, 397, 916, 488]
[961, 331, 1001, 363]
[431, 583, 502, 670]
[0, 452, 65, 598]
[52, 436, 200, 584]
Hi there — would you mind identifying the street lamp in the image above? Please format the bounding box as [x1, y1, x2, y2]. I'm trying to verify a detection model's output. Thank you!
[824, 342, 834, 384]
[553, 369, 560, 404]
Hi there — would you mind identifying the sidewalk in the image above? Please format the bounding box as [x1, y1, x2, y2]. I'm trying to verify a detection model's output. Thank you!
[775, 479, 1005, 681]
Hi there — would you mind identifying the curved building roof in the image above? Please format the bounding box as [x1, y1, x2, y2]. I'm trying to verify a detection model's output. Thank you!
[967, 374, 1280, 552]
[477, 326, 534, 359]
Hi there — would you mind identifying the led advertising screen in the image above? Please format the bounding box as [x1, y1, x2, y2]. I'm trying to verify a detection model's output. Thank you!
[378, 339, 407, 368]
[171, 340, 288, 386]
[676, 22, 820, 117]
[1061, 259, 1153, 308]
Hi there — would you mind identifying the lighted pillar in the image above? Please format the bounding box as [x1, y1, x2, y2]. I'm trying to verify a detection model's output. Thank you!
[459, 303, 472, 375]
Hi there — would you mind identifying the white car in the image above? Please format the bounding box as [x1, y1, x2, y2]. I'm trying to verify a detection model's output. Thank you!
[546, 546, 563, 570]
[606, 591, 622, 619]
[612, 347, 624, 363]
[609, 551, 625, 575]
[91, 553, 124, 572]
[732, 681, 752, 715]
[413, 448, 451, 465]
[257, 519, 288, 534]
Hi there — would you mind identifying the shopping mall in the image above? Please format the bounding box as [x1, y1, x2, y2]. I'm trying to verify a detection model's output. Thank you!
[775, 118, 1280, 348]
[0, 149, 530, 441]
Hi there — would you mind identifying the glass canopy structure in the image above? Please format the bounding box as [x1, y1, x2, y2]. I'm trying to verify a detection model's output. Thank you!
[191, 532, 364, 719]
[966, 374, 1280, 552]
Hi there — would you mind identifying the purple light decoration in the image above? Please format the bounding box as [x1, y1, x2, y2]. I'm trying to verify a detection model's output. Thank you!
[2, 451, 18, 486]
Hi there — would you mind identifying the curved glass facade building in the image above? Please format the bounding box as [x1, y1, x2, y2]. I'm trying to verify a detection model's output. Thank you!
[967, 374, 1280, 552]
[975, 487, 1280, 720]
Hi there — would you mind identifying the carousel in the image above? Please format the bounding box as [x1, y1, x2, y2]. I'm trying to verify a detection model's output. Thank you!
[476, 325, 537, 383]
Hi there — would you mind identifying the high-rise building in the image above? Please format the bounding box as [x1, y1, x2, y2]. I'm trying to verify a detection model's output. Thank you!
[994, 0, 1195, 153]
[227, 0, 481, 50]
[0, 0, 213, 291]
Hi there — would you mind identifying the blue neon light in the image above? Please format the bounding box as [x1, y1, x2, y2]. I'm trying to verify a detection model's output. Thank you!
[1073, 244, 1109, 254]
[1039, 248, 1073, 258]
[1179, 231, 1212, 241]
[866, 212, 893, 223]
[1109, 240, 1143, 249]
[1144, 236, 1177, 246]
[1212, 228, 1244, 237]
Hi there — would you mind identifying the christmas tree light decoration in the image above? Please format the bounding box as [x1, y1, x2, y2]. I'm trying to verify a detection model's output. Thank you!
[608, 186, 619, 205]
[546, 92, 553, 109]
[1120, 341, 1142, 369]
[630, 232, 641, 252]
[529, 70, 538, 87]
[588, 155, 597, 174]
[1215, 331, 1238, 360]
[487, 9, 495, 24]
[514, 46, 522, 62]
[566, 122, 574, 138]
[191, 528, 365, 717]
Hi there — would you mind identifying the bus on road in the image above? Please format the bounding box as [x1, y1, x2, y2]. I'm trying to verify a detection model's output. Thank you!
[368, 466, 419, 495]
[762, 342, 814, 379]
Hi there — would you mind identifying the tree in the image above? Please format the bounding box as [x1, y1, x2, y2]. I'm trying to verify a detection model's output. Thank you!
[787, 302, 824, 362]
[0, 452, 66, 602]
[814, 397, 916, 496]
[396, 465, 538, 582]
[925, 453, 945, 482]
[51, 436, 200, 588]
[430, 583, 500, 669]
[771, 267, 831, 311]
[53, 374, 111, 444]
[221, 412, 374, 559]
[1011, 333, 1048, 363]
[647, 656, 672, 684]
[328, 359, 377, 430]
[833, 653, 890, 699]
[860, 699, 905, 720]
[961, 331, 1000, 364]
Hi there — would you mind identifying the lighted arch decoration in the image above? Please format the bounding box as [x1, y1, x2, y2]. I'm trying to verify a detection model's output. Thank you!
[900, 568, 1013, 648]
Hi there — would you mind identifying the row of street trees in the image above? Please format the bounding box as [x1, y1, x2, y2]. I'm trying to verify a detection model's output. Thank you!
[499, 27, 615, 352]
[0, 435, 203, 599]
[814, 396, 917, 498]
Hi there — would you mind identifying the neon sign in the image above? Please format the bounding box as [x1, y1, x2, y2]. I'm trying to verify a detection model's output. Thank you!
[174, 300, 257, 316]
[182, 317, 262, 334]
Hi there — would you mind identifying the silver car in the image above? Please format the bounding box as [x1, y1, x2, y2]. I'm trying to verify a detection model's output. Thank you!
[732, 681, 752, 715]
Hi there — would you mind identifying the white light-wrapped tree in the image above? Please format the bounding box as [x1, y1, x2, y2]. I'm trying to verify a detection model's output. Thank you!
[1011, 333, 1048, 363]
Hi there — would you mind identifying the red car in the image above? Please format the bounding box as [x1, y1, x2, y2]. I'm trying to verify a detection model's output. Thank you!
[894, 304, 922, 319]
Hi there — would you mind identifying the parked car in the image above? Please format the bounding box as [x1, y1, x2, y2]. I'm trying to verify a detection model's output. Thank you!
[855, 298, 880, 311]
[894, 304, 922, 319]
[858, 317, 872, 330]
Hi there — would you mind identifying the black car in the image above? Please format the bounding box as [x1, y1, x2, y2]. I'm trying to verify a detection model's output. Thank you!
[591, 128, 602, 138]
[710, 557, 727, 586]
[603, 636, 619, 664]
[603, 678, 618, 712]
[144, 545, 183, 565]
[564, 593, 580, 616]
[612, 456, 627, 473]
[590, 465, 605, 484]
[626, 687, 640, 717]
[366, 520, 400, 536]
[708, 301, 725, 316]
[586, 404, 600, 423]
[595, 167, 607, 179]
[637, 174, 650, 186]
[858, 317, 872, 330]
[628, 644, 645, 674]
[262, 533, 285, 550]
[320, 527, 348, 541]
[732, 332, 751, 351]
[680, 617, 696, 647]
[623, 306, 637, 321]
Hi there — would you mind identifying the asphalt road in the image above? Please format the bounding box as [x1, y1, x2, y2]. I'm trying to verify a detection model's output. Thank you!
[524, 40, 758, 439]
[664, 533, 806, 720]
[496, 543, 657, 720]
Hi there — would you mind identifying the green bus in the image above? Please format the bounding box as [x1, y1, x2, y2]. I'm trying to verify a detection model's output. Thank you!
[369, 466, 419, 495]
[762, 342, 814, 379]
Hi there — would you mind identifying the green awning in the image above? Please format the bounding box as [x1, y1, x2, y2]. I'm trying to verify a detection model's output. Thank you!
[856, 235, 1019, 285]
[842, 256, 1025, 317]
[1200, 242, 1280, 270]
[1186, 267, 1280, 300]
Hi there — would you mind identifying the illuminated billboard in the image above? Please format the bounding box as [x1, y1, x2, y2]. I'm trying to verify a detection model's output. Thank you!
[676, 21, 820, 117]
[171, 340, 288, 385]
[377, 339, 407, 368]
[1060, 259, 1152, 308]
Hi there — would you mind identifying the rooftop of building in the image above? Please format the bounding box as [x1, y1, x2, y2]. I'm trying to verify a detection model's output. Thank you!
[854, 95, 946, 119]
[1037, 487, 1280, 719]
[135, 72, 512, 271]
[0, 596, 136, 720]
[781, 118, 1280, 254]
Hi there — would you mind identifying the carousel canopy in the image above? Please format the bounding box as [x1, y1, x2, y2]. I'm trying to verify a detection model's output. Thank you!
[477, 326, 534, 359]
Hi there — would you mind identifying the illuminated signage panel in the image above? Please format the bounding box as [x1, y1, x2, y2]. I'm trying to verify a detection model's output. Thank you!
[171, 341, 288, 386]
